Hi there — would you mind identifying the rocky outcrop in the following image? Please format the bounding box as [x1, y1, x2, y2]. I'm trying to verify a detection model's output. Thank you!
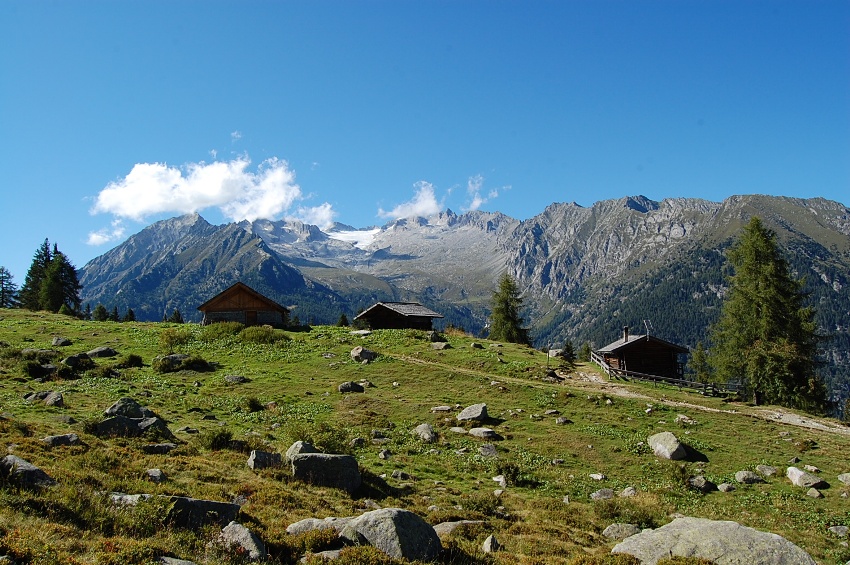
[0, 455, 57, 487]
[339, 508, 442, 562]
[290, 453, 361, 494]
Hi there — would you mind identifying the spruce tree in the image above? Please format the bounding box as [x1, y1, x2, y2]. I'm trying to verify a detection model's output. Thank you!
[488, 273, 529, 344]
[168, 308, 184, 323]
[0, 267, 18, 308]
[337, 313, 350, 327]
[123, 308, 136, 322]
[93, 303, 109, 322]
[110, 306, 120, 322]
[19, 239, 52, 310]
[709, 217, 825, 411]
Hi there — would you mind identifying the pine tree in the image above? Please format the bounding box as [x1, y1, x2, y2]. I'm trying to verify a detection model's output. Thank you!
[168, 308, 184, 324]
[0, 267, 18, 308]
[709, 217, 825, 411]
[337, 313, 350, 327]
[19, 239, 52, 310]
[93, 303, 109, 322]
[689, 341, 710, 384]
[578, 342, 592, 362]
[110, 306, 120, 322]
[488, 273, 529, 344]
[83, 303, 92, 321]
[123, 308, 136, 322]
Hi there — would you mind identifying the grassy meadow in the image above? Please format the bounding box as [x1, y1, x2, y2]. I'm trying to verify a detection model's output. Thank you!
[1, 309, 849, 564]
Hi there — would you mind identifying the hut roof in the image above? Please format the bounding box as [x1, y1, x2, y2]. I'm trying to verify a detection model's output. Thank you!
[197, 282, 288, 313]
[355, 302, 443, 320]
[597, 333, 688, 354]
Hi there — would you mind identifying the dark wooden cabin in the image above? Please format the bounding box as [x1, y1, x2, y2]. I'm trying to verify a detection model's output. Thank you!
[355, 302, 443, 330]
[197, 282, 289, 328]
[596, 326, 687, 378]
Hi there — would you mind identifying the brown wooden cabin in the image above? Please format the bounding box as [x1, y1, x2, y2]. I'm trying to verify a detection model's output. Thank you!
[197, 282, 289, 328]
[596, 326, 687, 378]
[355, 302, 443, 330]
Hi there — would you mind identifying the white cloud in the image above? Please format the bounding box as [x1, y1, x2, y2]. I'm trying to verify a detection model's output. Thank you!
[378, 181, 443, 219]
[231, 130, 242, 142]
[90, 156, 305, 223]
[87, 219, 126, 246]
[294, 202, 336, 229]
[463, 174, 508, 211]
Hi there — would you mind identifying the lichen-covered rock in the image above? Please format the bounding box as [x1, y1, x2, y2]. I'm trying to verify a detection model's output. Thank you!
[603, 523, 641, 540]
[648, 431, 687, 460]
[457, 403, 488, 422]
[290, 453, 361, 494]
[0, 455, 57, 487]
[787, 466, 828, 489]
[284, 440, 318, 463]
[104, 397, 156, 419]
[247, 450, 281, 470]
[611, 517, 816, 564]
[220, 521, 266, 561]
[339, 508, 442, 561]
[413, 423, 438, 443]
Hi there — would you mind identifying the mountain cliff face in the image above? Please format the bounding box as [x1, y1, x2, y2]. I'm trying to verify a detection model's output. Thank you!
[78, 195, 850, 399]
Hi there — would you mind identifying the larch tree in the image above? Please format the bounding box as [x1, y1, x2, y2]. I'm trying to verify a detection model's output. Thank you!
[708, 217, 825, 412]
[488, 273, 529, 345]
[0, 267, 18, 308]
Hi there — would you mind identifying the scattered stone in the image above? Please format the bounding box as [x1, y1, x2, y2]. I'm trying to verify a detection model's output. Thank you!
[350, 437, 366, 448]
[612, 517, 816, 564]
[787, 466, 828, 489]
[220, 521, 266, 561]
[544, 409, 560, 415]
[413, 423, 438, 443]
[807, 488, 823, 498]
[96, 415, 175, 439]
[224, 375, 249, 384]
[431, 405, 452, 413]
[589, 473, 606, 481]
[562, 495, 570, 504]
[338, 381, 365, 393]
[555, 417, 570, 425]
[285, 441, 319, 463]
[735, 470, 765, 484]
[291, 453, 361, 494]
[391, 469, 410, 480]
[176, 426, 198, 434]
[449, 426, 467, 434]
[105, 397, 156, 419]
[339, 508, 441, 562]
[158, 558, 198, 565]
[433, 520, 485, 537]
[675, 414, 696, 425]
[620, 486, 637, 497]
[247, 450, 281, 470]
[591, 488, 614, 500]
[829, 526, 849, 538]
[718, 483, 736, 493]
[492, 475, 507, 488]
[350, 330, 371, 337]
[431, 342, 452, 350]
[87, 346, 118, 358]
[756, 465, 778, 477]
[0, 455, 57, 487]
[470, 342, 484, 349]
[43, 391, 65, 408]
[479, 444, 498, 458]
[286, 516, 353, 535]
[457, 403, 488, 422]
[166, 496, 240, 529]
[379, 449, 392, 460]
[350, 346, 377, 363]
[603, 523, 641, 540]
[648, 431, 687, 460]
[146, 468, 166, 483]
[482, 534, 501, 553]
[469, 427, 501, 440]
[52, 336, 72, 347]
[804, 464, 821, 473]
[41, 433, 80, 447]
[838, 473, 850, 486]
[143, 443, 178, 455]
[689, 476, 718, 493]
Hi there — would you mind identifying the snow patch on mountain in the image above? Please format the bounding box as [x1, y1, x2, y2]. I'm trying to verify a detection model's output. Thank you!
[326, 228, 381, 249]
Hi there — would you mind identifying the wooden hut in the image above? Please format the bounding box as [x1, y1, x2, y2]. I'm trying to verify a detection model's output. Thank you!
[197, 282, 289, 328]
[596, 326, 687, 379]
[354, 302, 443, 330]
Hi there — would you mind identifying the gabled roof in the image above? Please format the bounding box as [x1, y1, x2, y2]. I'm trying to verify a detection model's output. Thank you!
[355, 302, 443, 319]
[597, 333, 688, 354]
[197, 282, 288, 313]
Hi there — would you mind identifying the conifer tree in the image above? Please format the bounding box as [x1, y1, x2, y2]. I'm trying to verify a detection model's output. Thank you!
[0, 267, 18, 308]
[168, 308, 184, 324]
[93, 303, 109, 322]
[110, 306, 120, 322]
[337, 313, 350, 327]
[123, 308, 136, 322]
[18, 240, 81, 313]
[709, 217, 825, 411]
[689, 341, 710, 384]
[488, 273, 529, 344]
[19, 239, 52, 310]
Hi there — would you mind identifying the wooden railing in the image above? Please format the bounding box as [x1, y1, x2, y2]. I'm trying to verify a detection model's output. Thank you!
[590, 351, 740, 396]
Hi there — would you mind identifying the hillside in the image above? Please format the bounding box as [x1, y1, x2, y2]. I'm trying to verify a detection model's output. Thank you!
[2, 310, 850, 563]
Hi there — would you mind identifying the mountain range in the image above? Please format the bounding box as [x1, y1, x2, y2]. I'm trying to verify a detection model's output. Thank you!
[79, 194, 850, 402]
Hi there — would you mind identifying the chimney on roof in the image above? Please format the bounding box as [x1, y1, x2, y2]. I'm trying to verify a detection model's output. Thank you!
[623, 326, 629, 342]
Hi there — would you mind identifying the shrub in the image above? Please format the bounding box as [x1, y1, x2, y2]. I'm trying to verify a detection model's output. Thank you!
[239, 325, 289, 345]
[159, 328, 192, 354]
[152, 355, 214, 374]
[115, 354, 143, 368]
[198, 428, 234, 451]
[87, 365, 119, 379]
[244, 397, 265, 413]
[200, 321, 244, 342]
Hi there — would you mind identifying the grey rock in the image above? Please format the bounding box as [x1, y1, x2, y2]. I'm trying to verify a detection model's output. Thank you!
[433, 520, 485, 537]
[41, 433, 80, 447]
[591, 488, 614, 500]
[0, 455, 57, 487]
[413, 423, 438, 443]
[104, 397, 155, 419]
[620, 486, 638, 497]
[339, 508, 442, 562]
[718, 483, 736, 492]
[807, 488, 823, 498]
[247, 450, 282, 470]
[42, 391, 64, 407]
[482, 534, 501, 553]
[471, 342, 484, 349]
[166, 496, 241, 529]
[338, 381, 365, 393]
[158, 558, 198, 565]
[612, 516, 816, 564]
[220, 521, 266, 561]
[469, 427, 501, 440]
[479, 443, 498, 457]
[147, 468, 166, 483]
[648, 431, 687, 460]
[52, 336, 72, 347]
[143, 443, 178, 454]
[391, 469, 410, 480]
[603, 523, 641, 540]
[153, 354, 189, 372]
[756, 464, 778, 477]
[431, 405, 452, 413]
[87, 346, 118, 358]
[285, 440, 319, 463]
[457, 403, 488, 422]
[735, 470, 765, 484]
[449, 426, 467, 434]
[350, 346, 377, 363]
[61, 352, 90, 368]
[224, 375, 249, 384]
[689, 476, 718, 493]
[349, 330, 371, 337]
[837, 473, 850, 485]
[787, 466, 828, 489]
[299, 550, 342, 563]
[555, 417, 571, 425]
[286, 516, 353, 535]
[137, 417, 175, 439]
[291, 453, 361, 494]
[431, 342, 452, 350]
[829, 525, 849, 537]
[378, 449, 392, 460]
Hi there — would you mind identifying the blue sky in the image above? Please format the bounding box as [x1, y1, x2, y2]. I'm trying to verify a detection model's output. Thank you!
[1, 1, 848, 282]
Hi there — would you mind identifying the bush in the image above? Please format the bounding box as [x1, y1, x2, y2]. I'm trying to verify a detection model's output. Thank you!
[198, 428, 234, 451]
[200, 321, 244, 342]
[152, 355, 214, 374]
[239, 325, 289, 345]
[159, 328, 192, 354]
[115, 354, 143, 368]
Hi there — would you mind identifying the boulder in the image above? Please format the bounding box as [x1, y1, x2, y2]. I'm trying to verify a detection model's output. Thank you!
[350, 346, 377, 363]
[413, 423, 438, 443]
[339, 508, 442, 562]
[104, 397, 156, 419]
[0, 455, 57, 487]
[224, 375, 249, 384]
[648, 431, 687, 460]
[479, 444, 498, 458]
[146, 468, 166, 483]
[718, 483, 736, 493]
[284, 441, 318, 463]
[41, 433, 80, 448]
[611, 516, 816, 564]
[52, 336, 72, 347]
[688, 476, 717, 493]
[61, 352, 90, 368]
[591, 488, 614, 500]
[42, 391, 64, 407]
[433, 520, 485, 538]
[95, 415, 174, 440]
[143, 443, 178, 455]
[457, 403, 488, 422]
[756, 464, 778, 477]
[837, 473, 850, 486]
[431, 342, 452, 350]
[166, 496, 240, 530]
[603, 523, 641, 540]
[137, 417, 175, 439]
[291, 453, 361, 494]
[787, 466, 828, 489]
[247, 450, 282, 470]
[482, 534, 501, 553]
[469, 427, 501, 440]
[87, 346, 118, 358]
[153, 354, 189, 372]
[220, 521, 266, 561]
[735, 470, 765, 484]
[286, 516, 353, 535]
[338, 381, 365, 393]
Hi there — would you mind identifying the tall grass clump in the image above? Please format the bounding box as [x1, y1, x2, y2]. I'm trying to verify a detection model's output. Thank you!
[200, 321, 244, 342]
[239, 326, 290, 345]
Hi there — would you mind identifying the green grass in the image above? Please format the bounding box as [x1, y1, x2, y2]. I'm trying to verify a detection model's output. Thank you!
[1, 309, 850, 564]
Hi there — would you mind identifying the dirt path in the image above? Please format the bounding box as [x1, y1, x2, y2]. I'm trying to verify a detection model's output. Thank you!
[392, 354, 850, 437]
